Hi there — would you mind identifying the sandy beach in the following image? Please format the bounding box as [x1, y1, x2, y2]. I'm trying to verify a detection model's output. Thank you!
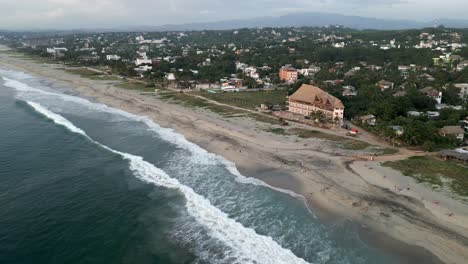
[1, 51, 468, 264]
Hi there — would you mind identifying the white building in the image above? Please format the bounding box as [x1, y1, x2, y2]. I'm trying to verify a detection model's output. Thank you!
[221, 86, 240, 92]
[298, 66, 321, 76]
[46, 47, 68, 54]
[166, 73, 176, 81]
[135, 51, 152, 66]
[457, 60, 468, 71]
[454, 83, 468, 100]
[106, 55, 121, 61]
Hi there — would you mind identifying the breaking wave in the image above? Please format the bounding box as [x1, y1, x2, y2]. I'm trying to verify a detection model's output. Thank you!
[2, 75, 309, 207]
[25, 100, 310, 264]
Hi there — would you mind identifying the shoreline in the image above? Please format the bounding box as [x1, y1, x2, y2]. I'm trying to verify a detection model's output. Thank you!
[1, 52, 467, 263]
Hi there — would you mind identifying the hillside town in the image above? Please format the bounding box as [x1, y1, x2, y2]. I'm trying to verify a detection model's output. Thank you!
[1, 26, 468, 153]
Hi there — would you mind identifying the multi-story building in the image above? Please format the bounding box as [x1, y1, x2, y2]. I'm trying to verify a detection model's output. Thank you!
[454, 83, 468, 101]
[288, 84, 344, 121]
[279, 65, 298, 83]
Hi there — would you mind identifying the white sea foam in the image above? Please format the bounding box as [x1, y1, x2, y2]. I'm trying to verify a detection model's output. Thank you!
[25, 100, 311, 264]
[2, 76, 311, 207]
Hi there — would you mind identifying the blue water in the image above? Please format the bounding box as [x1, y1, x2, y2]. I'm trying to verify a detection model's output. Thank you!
[0, 69, 431, 264]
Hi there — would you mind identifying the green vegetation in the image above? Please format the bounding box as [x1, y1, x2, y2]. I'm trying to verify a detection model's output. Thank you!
[116, 82, 156, 92]
[266, 127, 287, 135]
[376, 147, 400, 155]
[287, 128, 371, 150]
[383, 156, 468, 199]
[64, 68, 121, 81]
[0, 50, 52, 63]
[158, 92, 281, 124]
[263, 127, 398, 153]
[197, 90, 288, 109]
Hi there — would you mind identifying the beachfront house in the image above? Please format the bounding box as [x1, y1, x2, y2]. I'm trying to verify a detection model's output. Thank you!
[440, 126, 465, 141]
[377, 80, 394, 91]
[420, 87, 443, 105]
[342, 85, 357, 97]
[359, 115, 377, 126]
[287, 84, 344, 122]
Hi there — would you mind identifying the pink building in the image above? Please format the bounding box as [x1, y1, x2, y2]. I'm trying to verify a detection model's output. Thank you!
[279, 65, 298, 83]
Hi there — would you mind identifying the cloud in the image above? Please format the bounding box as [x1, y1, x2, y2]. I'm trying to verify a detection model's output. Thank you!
[0, 0, 465, 29]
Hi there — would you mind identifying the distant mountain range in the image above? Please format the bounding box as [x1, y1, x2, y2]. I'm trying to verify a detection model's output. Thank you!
[127, 12, 468, 32]
[2, 12, 468, 32]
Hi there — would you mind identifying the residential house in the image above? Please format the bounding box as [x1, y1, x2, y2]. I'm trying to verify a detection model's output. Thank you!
[462, 117, 468, 132]
[135, 51, 152, 66]
[460, 117, 468, 142]
[457, 60, 468, 71]
[416, 41, 433, 49]
[398, 65, 411, 71]
[407, 111, 422, 117]
[426, 111, 440, 119]
[222, 78, 243, 88]
[106, 54, 121, 61]
[389, 125, 404, 136]
[279, 65, 298, 83]
[46, 47, 68, 54]
[298, 66, 321, 76]
[377, 80, 394, 91]
[438, 149, 468, 163]
[454, 83, 468, 100]
[418, 73, 435, 82]
[440, 126, 465, 141]
[420, 86, 443, 104]
[46, 47, 68, 58]
[134, 65, 152, 76]
[288, 84, 344, 121]
[195, 83, 213, 90]
[359, 115, 377, 126]
[235, 62, 247, 70]
[342, 85, 357, 97]
[333, 42, 345, 48]
[165, 73, 176, 82]
[367, 65, 382, 71]
[393, 91, 407, 97]
[221, 86, 240, 92]
[344, 69, 357, 78]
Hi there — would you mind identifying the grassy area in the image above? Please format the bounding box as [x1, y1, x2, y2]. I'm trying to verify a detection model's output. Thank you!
[288, 128, 371, 150]
[0, 50, 52, 63]
[116, 82, 156, 92]
[383, 156, 468, 199]
[64, 68, 121, 81]
[158, 92, 281, 125]
[266, 127, 288, 135]
[377, 147, 400, 155]
[196, 90, 288, 110]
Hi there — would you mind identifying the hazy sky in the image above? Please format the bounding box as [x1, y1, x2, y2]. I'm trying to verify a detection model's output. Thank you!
[0, 0, 467, 29]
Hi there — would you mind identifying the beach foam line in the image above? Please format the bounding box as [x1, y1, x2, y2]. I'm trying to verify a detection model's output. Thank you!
[2, 75, 312, 210]
[25, 100, 311, 264]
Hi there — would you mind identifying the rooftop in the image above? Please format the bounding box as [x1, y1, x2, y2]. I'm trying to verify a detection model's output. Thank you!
[289, 84, 344, 109]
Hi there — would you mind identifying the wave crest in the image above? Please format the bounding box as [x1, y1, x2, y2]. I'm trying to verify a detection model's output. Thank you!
[25, 100, 310, 264]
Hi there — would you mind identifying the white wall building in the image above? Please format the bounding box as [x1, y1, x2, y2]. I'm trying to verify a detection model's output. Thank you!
[106, 55, 121, 61]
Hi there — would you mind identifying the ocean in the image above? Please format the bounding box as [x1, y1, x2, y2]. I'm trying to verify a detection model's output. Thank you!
[0, 68, 425, 264]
